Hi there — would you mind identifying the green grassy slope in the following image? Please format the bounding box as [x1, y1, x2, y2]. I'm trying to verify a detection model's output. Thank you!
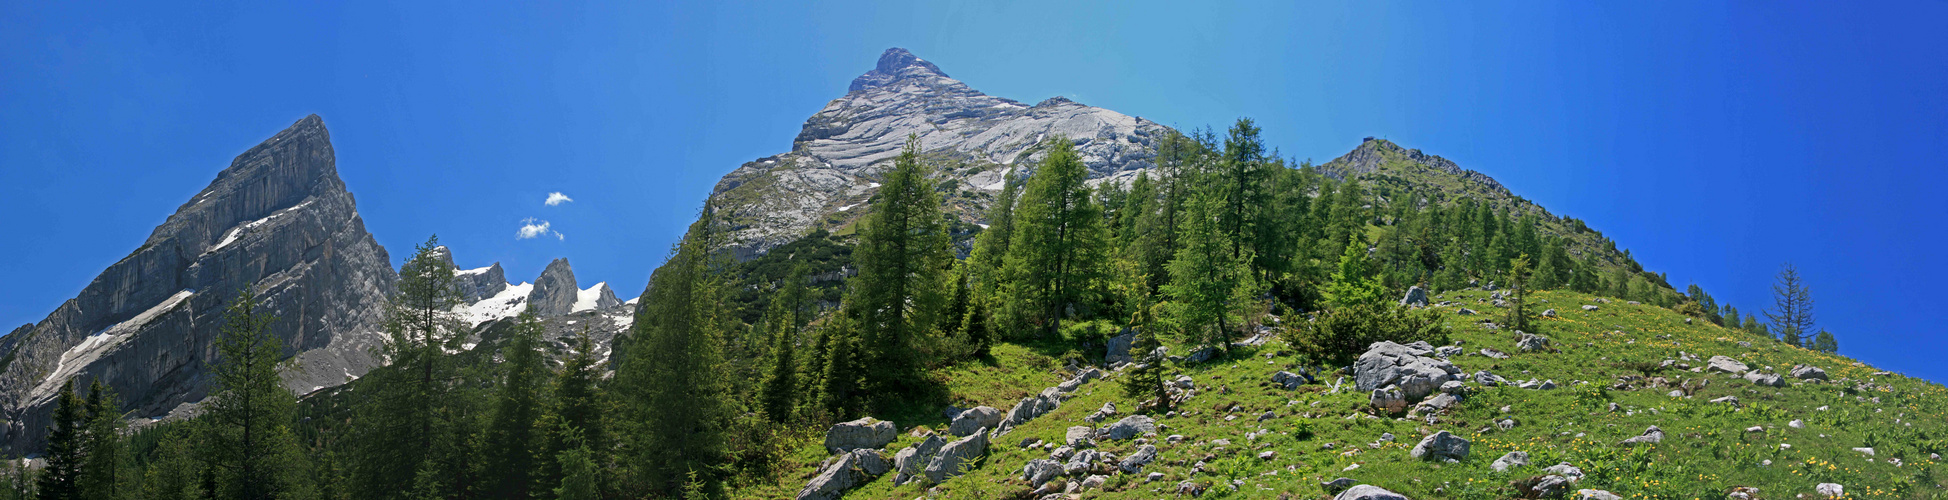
[747, 289, 1947, 499]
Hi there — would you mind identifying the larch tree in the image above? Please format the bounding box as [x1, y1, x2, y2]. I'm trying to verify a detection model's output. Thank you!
[1004, 137, 1108, 335]
[352, 235, 468, 499]
[1765, 262, 1815, 347]
[847, 135, 952, 401]
[207, 288, 309, 500]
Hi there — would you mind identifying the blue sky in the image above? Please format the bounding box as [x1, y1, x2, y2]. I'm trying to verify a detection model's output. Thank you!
[3, 1, 1945, 380]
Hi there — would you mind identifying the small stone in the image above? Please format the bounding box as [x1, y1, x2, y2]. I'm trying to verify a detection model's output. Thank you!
[1816, 483, 1844, 498]
[1491, 451, 1530, 472]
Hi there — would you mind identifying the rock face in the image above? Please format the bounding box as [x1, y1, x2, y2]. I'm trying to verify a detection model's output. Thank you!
[708, 48, 1172, 259]
[1355, 341, 1462, 403]
[431, 246, 507, 303]
[527, 258, 580, 316]
[0, 115, 397, 453]
[891, 433, 945, 485]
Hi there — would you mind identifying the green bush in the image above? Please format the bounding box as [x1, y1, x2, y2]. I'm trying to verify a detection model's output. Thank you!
[1282, 304, 1448, 366]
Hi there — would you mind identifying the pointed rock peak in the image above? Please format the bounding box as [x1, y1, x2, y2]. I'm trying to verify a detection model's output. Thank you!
[429, 246, 456, 268]
[850, 47, 949, 92]
[1034, 96, 1077, 108]
[526, 258, 580, 316]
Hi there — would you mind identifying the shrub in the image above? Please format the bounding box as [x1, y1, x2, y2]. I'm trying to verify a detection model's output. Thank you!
[1282, 303, 1448, 366]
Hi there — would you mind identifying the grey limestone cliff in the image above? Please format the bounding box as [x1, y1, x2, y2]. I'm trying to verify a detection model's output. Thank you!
[0, 115, 397, 452]
[526, 258, 580, 317]
[710, 47, 1173, 259]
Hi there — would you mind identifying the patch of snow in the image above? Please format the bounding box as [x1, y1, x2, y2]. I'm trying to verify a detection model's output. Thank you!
[455, 266, 493, 277]
[456, 282, 533, 326]
[571, 283, 609, 313]
[207, 200, 313, 254]
[837, 203, 862, 212]
[32, 290, 195, 403]
[624, 296, 640, 306]
[610, 314, 635, 330]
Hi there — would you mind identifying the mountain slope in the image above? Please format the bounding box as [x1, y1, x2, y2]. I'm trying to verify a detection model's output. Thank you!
[710, 48, 1172, 259]
[0, 115, 397, 452]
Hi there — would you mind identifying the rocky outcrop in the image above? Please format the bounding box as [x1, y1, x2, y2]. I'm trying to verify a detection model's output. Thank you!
[1706, 356, 1750, 374]
[824, 417, 896, 453]
[921, 428, 988, 484]
[527, 258, 580, 317]
[1354, 341, 1462, 403]
[430, 246, 507, 303]
[709, 48, 1172, 259]
[0, 115, 397, 453]
[947, 406, 1003, 437]
[795, 448, 890, 500]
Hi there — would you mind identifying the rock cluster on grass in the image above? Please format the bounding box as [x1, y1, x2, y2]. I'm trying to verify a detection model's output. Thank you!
[1744, 371, 1787, 387]
[1516, 332, 1551, 352]
[1355, 341, 1463, 413]
[890, 433, 945, 485]
[947, 406, 1003, 436]
[920, 429, 988, 484]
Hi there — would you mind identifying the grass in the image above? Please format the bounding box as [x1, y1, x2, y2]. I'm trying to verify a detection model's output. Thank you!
[732, 289, 1948, 499]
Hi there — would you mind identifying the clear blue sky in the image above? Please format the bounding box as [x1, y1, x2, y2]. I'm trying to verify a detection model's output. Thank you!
[4, 2, 1944, 380]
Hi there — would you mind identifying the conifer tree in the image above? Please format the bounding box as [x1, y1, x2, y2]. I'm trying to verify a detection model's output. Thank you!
[1119, 300, 1171, 413]
[207, 288, 309, 500]
[967, 171, 1019, 302]
[1811, 330, 1839, 354]
[1723, 305, 1743, 329]
[1215, 119, 1270, 262]
[1323, 233, 1388, 310]
[352, 236, 468, 499]
[537, 329, 609, 499]
[1504, 254, 1533, 333]
[140, 424, 204, 500]
[38, 381, 83, 500]
[78, 380, 127, 500]
[482, 311, 546, 500]
[1765, 263, 1815, 347]
[959, 295, 991, 358]
[846, 135, 951, 401]
[758, 287, 801, 423]
[616, 210, 731, 496]
[1004, 137, 1107, 334]
[1163, 190, 1258, 352]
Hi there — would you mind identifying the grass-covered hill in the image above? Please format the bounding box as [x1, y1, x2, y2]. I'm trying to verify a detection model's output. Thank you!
[734, 288, 1946, 499]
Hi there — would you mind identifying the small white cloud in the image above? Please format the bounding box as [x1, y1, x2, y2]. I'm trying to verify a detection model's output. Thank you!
[516, 218, 564, 240]
[545, 192, 574, 206]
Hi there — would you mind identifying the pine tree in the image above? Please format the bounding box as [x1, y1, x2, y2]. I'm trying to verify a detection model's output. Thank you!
[1004, 137, 1108, 335]
[78, 380, 126, 500]
[846, 135, 952, 402]
[37, 381, 83, 500]
[207, 288, 308, 500]
[616, 210, 731, 496]
[1163, 190, 1257, 353]
[1811, 330, 1839, 354]
[352, 236, 467, 499]
[537, 329, 609, 499]
[1765, 263, 1815, 347]
[482, 311, 546, 500]
[1504, 254, 1533, 333]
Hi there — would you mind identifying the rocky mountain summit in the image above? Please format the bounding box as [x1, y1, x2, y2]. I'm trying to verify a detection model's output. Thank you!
[0, 115, 397, 452]
[711, 47, 1172, 258]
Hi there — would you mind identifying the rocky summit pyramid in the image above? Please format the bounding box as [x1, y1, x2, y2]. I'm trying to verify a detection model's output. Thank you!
[0, 115, 397, 452]
[710, 48, 1173, 259]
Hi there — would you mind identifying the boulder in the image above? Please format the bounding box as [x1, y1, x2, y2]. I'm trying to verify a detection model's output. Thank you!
[1491, 451, 1530, 472]
[1272, 371, 1306, 390]
[1457, 308, 1478, 315]
[1474, 370, 1508, 386]
[1063, 449, 1102, 476]
[1370, 386, 1408, 414]
[1084, 402, 1117, 423]
[1533, 475, 1572, 498]
[1791, 364, 1829, 380]
[1400, 286, 1430, 307]
[1619, 425, 1664, 445]
[1321, 478, 1358, 495]
[1118, 444, 1157, 473]
[999, 391, 1061, 434]
[1105, 330, 1137, 365]
[1581, 305, 1599, 311]
[1064, 426, 1095, 447]
[921, 428, 988, 484]
[948, 406, 1003, 436]
[1706, 355, 1750, 374]
[1541, 309, 1558, 318]
[1440, 380, 1467, 395]
[1481, 348, 1510, 359]
[1816, 483, 1844, 498]
[1354, 342, 1463, 403]
[1542, 463, 1584, 479]
[1435, 345, 1464, 357]
[795, 448, 891, 500]
[824, 418, 896, 453]
[1334, 484, 1411, 500]
[1103, 415, 1156, 441]
[1186, 346, 1220, 364]
[1744, 371, 1786, 387]
[1409, 431, 1470, 461]
[1021, 459, 1063, 488]
[1516, 333, 1551, 352]
[1078, 475, 1108, 491]
[891, 433, 946, 485]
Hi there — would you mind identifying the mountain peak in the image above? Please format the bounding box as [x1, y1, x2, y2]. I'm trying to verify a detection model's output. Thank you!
[849, 47, 949, 92]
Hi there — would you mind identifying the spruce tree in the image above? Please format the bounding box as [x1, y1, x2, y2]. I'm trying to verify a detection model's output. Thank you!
[78, 380, 126, 500]
[207, 288, 308, 500]
[537, 329, 609, 499]
[615, 210, 731, 496]
[37, 380, 83, 500]
[758, 308, 799, 423]
[846, 135, 951, 401]
[1765, 262, 1815, 347]
[352, 235, 467, 499]
[482, 311, 546, 500]
[1004, 137, 1107, 334]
